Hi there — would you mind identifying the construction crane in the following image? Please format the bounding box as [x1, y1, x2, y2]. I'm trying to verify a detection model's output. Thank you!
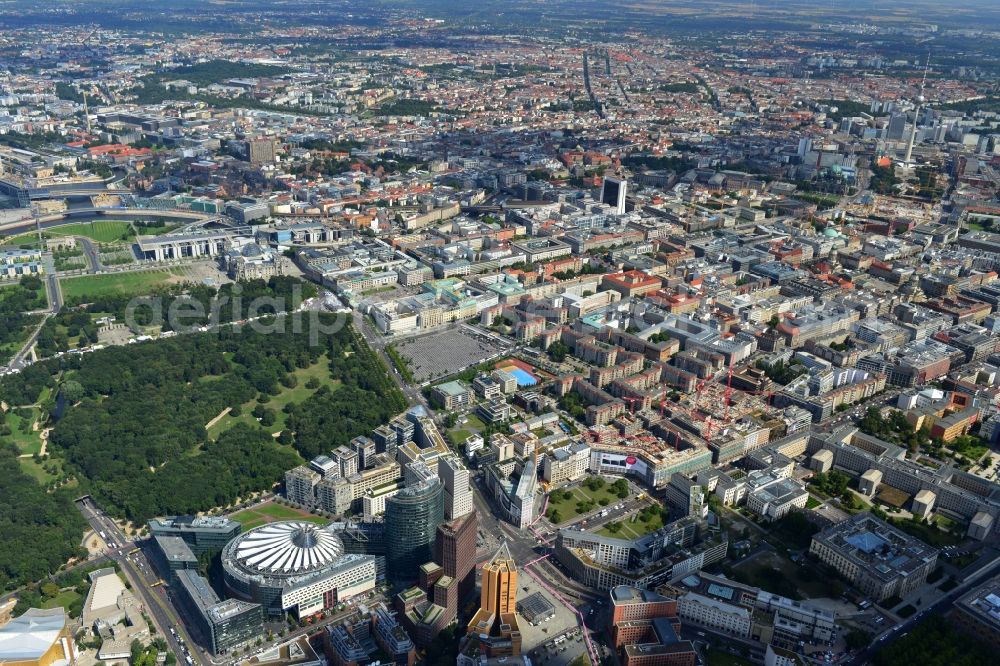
[661, 358, 776, 445]
[586, 428, 612, 444]
[656, 418, 687, 451]
[622, 396, 644, 413]
[656, 399, 712, 446]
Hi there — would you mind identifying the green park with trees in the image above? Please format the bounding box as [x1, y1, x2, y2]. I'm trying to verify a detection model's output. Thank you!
[0, 310, 406, 589]
[37, 275, 314, 356]
[0, 442, 87, 592]
[872, 614, 991, 666]
[0, 276, 47, 365]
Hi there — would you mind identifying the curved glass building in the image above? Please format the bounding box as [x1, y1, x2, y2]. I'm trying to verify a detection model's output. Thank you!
[385, 478, 445, 581]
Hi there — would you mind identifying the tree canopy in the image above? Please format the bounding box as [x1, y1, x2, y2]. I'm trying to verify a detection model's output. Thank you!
[13, 314, 405, 524]
[0, 444, 87, 591]
[38, 276, 316, 357]
[873, 614, 991, 666]
[0, 276, 47, 364]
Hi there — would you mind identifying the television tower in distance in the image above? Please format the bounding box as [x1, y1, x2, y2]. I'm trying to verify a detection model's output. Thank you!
[904, 54, 930, 166]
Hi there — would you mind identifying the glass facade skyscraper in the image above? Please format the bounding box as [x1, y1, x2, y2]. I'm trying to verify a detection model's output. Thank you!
[385, 478, 445, 581]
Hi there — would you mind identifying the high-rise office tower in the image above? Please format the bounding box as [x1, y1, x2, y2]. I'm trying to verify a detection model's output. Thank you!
[600, 176, 627, 215]
[331, 445, 359, 478]
[886, 113, 907, 141]
[385, 478, 444, 581]
[466, 542, 521, 657]
[435, 512, 478, 602]
[351, 436, 376, 470]
[438, 455, 473, 520]
[247, 138, 278, 165]
[284, 465, 320, 505]
[480, 542, 517, 615]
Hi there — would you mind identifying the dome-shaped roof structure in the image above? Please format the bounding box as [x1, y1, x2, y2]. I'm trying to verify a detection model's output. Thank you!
[240, 242, 265, 258]
[232, 521, 343, 575]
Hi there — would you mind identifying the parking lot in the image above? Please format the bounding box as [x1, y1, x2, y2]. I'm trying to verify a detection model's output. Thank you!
[394, 324, 509, 383]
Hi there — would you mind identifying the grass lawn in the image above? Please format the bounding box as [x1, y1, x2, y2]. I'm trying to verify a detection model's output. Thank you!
[6, 406, 44, 455]
[598, 507, 666, 539]
[207, 357, 341, 440]
[449, 429, 473, 445]
[953, 445, 989, 462]
[40, 588, 82, 611]
[0, 232, 42, 248]
[448, 413, 488, 446]
[206, 411, 248, 440]
[546, 486, 593, 523]
[47, 221, 134, 244]
[576, 483, 623, 506]
[18, 455, 63, 484]
[59, 268, 187, 301]
[229, 502, 329, 528]
[546, 482, 628, 524]
[236, 517, 267, 530]
[934, 514, 958, 531]
[806, 495, 822, 509]
[257, 503, 313, 519]
[229, 509, 263, 527]
[889, 517, 964, 548]
[462, 413, 487, 431]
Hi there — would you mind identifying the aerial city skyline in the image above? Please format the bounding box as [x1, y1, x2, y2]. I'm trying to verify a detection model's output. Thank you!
[1, 2, 1000, 666]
